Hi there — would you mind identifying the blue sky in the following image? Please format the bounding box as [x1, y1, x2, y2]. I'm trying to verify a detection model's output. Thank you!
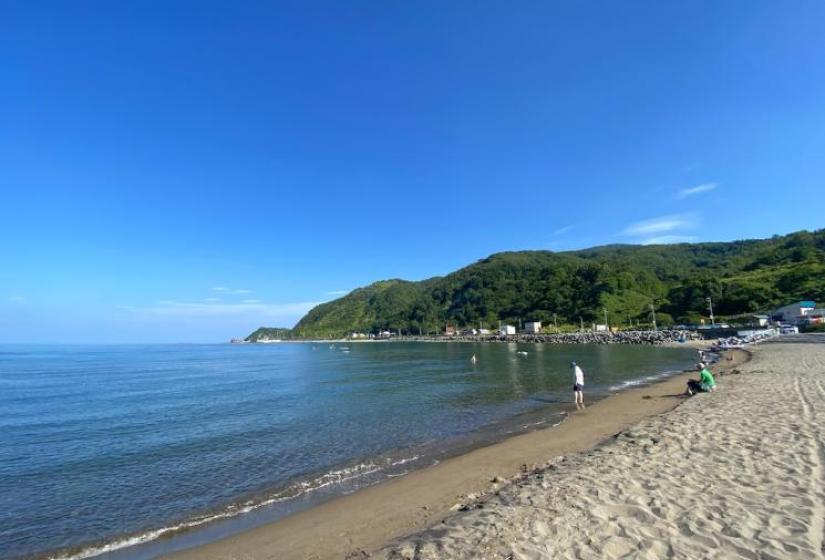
[2, 1, 824, 343]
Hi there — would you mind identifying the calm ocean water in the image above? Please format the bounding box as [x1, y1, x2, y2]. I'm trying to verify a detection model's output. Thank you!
[0, 342, 695, 559]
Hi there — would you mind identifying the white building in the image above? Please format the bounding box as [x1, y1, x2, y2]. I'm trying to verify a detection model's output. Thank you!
[524, 321, 542, 334]
[751, 315, 770, 327]
[772, 301, 817, 324]
[500, 325, 516, 335]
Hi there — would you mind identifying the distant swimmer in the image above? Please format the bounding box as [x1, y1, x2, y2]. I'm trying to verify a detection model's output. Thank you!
[470, 354, 477, 364]
[572, 361, 585, 410]
[517, 351, 528, 356]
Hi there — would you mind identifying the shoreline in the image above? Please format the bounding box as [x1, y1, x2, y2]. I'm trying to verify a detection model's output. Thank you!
[161, 348, 747, 560]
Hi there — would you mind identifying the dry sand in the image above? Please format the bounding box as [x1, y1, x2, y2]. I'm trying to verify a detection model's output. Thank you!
[378, 340, 825, 559]
[165, 348, 752, 560]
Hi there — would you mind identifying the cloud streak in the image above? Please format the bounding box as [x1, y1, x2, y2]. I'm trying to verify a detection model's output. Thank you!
[676, 182, 718, 199]
[621, 213, 700, 245]
[551, 224, 577, 236]
[622, 214, 695, 236]
[213, 287, 253, 295]
[120, 300, 321, 318]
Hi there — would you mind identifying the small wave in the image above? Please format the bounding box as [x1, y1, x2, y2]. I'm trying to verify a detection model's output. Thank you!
[387, 455, 419, 467]
[608, 369, 681, 392]
[48, 454, 421, 560]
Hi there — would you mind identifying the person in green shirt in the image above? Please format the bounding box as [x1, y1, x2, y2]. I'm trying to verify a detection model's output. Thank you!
[686, 363, 716, 395]
[699, 366, 716, 391]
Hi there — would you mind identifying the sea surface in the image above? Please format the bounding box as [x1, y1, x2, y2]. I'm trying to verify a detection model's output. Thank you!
[0, 342, 696, 559]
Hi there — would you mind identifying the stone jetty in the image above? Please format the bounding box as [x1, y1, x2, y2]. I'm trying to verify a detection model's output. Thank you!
[404, 330, 701, 345]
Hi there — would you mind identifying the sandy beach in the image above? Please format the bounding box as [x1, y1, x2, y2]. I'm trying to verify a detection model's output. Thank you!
[378, 337, 825, 559]
[164, 346, 755, 560]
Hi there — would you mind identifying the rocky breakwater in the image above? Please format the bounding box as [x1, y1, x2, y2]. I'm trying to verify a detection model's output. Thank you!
[412, 330, 701, 345]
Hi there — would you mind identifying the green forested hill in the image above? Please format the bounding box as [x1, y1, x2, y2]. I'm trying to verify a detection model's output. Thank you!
[264, 230, 825, 339]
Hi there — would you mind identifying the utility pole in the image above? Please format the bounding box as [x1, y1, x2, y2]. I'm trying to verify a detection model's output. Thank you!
[650, 303, 657, 332]
[603, 307, 608, 330]
[706, 297, 715, 326]
[553, 313, 557, 330]
[579, 317, 584, 331]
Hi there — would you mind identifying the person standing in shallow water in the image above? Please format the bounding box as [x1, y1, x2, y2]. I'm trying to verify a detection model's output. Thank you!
[572, 361, 585, 410]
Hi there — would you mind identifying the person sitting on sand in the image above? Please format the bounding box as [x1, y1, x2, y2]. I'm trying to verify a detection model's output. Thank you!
[686, 363, 716, 396]
[572, 361, 585, 409]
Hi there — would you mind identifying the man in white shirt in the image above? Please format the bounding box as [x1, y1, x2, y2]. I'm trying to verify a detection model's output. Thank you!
[572, 361, 585, 410]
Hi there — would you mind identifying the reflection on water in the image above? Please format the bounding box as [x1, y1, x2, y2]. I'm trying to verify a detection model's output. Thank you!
[0, 342, 695, 559]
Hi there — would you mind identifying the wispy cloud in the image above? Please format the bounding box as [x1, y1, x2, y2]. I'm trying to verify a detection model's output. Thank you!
[213, 286, 253, 295]
[621, 213, 700, 246]
[640, 235, 698, 245]
[243, 299, 261, 304]
[8, 295, 27, 304]
[551, 224, 577, 236]
[622, 214, 695, 236]
[676, 182, 718, 199]
[325, 290, 350, 296]
[120, 300, 321, 318]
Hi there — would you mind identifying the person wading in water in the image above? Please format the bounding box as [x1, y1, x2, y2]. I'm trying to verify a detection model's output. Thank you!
[572, 361, 585, 410]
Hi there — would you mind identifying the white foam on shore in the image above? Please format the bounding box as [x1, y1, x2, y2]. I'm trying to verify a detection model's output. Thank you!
[607, 369, 682, 392]
[48, 455, 421, 560]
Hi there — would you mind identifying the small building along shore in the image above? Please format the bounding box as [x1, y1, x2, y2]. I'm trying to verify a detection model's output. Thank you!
[524, 321, 542, 334]
[772, 301, 825, 326]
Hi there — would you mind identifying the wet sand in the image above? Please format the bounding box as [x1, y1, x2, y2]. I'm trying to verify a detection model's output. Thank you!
[165, 349, 747, 560]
